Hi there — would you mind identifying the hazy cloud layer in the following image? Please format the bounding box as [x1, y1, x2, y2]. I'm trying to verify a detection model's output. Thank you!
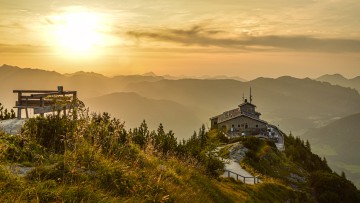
[0, 44, 50, 54]
[127, 26, 360, 53]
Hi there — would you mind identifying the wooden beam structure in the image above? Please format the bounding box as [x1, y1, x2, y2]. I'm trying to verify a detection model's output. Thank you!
[13, 86, 77, 119]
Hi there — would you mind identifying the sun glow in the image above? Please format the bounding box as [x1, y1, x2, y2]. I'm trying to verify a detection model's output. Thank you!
[50, 10, 107, 57]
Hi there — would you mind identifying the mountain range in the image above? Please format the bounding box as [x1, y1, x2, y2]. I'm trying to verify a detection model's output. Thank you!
[2, 64, 360, 138]
[317, 74, 360, 93]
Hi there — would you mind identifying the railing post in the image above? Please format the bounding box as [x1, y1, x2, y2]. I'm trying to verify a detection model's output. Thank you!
[237, 174, 238, 181]
[254, 177, 256, 184]
[243, 177, 245, 182]
[228, 171, 230, 177]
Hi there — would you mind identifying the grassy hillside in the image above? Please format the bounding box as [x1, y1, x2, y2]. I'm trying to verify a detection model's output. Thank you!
[303, 113, 360, 188]
[1, 99, 359, 202]
[236, 135, 360, 203]
[0, 111, 310, 202]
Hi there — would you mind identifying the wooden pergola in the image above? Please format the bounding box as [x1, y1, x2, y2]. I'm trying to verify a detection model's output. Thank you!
[13, 86, 77, 119]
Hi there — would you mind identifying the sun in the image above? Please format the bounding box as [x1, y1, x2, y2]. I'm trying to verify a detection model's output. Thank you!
[51, 11, 106, 56]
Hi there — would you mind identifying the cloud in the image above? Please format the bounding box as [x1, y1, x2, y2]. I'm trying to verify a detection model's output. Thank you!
[127, 26, 360, 53]
[0, 44, 50, 54]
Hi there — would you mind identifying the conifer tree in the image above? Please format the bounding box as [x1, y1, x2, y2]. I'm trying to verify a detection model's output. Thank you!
[305, 140, 311, 151]
[341, 171, 346, 179]
[0, 103, 15, 120]
[133, 120, 149, 150]
[199, 124, 207, 149]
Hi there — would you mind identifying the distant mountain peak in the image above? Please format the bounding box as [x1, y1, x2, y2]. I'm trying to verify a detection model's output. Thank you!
[317, 73, 347, 80]
[64, 71, 106, 78]
[0, 64, 21, 70]
[142, 72, 157, 77]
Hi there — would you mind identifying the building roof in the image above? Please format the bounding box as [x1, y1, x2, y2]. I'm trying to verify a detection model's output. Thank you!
[219, 113, 268, 124]
[239, 102, 257, 108]
[213, 107, 267, 124]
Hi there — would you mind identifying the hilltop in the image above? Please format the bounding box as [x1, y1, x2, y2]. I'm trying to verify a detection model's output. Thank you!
[0, 102, 359, 202]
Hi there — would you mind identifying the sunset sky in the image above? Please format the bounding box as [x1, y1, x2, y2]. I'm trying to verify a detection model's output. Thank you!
[1, 0, 359, 79]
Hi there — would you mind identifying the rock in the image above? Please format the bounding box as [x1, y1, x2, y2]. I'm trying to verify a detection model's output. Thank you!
[0, 119, 26, 135]
[4, 165, 34, 177]
[228, 142, 249, 162]
[287, 173, 306, 183]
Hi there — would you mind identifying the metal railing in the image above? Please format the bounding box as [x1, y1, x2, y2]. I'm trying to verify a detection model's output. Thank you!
[223, 169, 260, 184]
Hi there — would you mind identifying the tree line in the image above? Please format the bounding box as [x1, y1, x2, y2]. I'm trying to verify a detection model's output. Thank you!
[0, 103, 16, 120]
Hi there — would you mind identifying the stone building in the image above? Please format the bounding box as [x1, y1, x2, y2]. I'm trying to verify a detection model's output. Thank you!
[210, 89, 268, 136]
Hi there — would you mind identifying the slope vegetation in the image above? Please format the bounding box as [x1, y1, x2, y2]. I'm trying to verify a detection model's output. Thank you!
[0, 111, 310, 202]
[304, 113, 360, 187]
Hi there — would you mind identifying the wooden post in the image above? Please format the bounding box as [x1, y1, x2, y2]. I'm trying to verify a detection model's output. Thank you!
[17, 92, 22, 119]
[25, 98, 29, 118]
[72, 92, 77, 119]
[40, 97, 44, 117]
[228, 171, 230, 177]
[243, 177, 245, 183]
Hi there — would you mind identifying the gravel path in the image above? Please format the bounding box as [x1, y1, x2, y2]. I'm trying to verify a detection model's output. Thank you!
[219, 142, 259, 184]
[222, 159, 258, 184]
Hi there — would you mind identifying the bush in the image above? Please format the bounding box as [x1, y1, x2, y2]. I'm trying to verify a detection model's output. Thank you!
[22, 115, 77, 154]
[0, 133, 47, 164]
[203, 154, 224, 177]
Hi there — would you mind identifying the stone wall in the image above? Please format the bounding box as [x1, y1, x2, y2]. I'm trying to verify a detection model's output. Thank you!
[218, 116, 267, 135]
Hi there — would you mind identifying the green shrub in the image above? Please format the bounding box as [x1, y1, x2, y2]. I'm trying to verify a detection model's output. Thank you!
[22, 115, 77, 154]
[0, 133, 47, 164]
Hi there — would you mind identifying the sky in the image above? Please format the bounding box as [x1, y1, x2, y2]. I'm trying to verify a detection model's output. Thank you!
[0, 0, 360, 79]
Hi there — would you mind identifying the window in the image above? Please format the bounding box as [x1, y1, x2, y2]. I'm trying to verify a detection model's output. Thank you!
[256, 124, 258, 128]
[238, 124, 240, 127]
[232, 124, 234, 127]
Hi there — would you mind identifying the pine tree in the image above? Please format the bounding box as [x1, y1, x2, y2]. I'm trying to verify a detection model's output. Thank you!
[0, 103, 15, 120]
[199, 124, 207, 149]
[341, 171, 346, 179]
[322, 157, 328, 165]
[305, 140, 311, 151]
[10, 109, 16, 119]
